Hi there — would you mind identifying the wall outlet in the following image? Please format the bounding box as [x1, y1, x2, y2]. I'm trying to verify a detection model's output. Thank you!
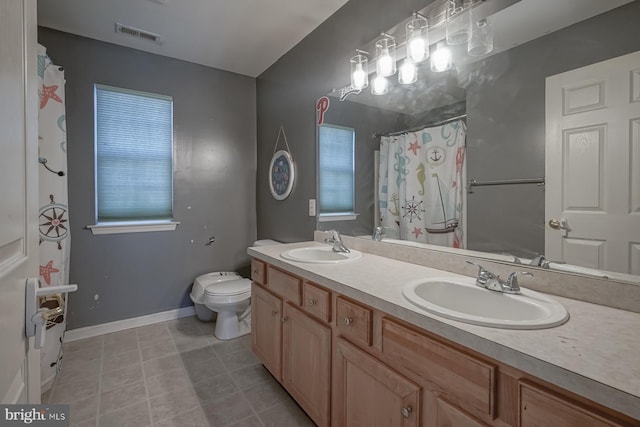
[308, 199, 316, 216]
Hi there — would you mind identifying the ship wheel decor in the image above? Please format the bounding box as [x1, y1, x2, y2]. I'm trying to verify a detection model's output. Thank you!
[39, 194, 69, 249]
[269, 126, 296, 200]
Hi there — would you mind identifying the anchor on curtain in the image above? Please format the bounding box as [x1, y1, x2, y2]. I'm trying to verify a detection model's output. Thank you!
[378, 120, 466, 248]
[37, 44, 70, 387]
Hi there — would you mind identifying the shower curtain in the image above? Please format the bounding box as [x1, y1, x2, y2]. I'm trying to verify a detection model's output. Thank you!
[378, 120, 466, 248]
[37, 44, 70, 387]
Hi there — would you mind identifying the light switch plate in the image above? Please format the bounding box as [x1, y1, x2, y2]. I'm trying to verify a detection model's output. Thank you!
[308, 199, 316, 216]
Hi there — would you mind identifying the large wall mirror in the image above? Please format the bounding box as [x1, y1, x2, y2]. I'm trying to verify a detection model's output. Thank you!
[316, 0, 640, 285]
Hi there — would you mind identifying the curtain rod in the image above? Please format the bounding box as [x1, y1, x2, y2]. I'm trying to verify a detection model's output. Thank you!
[372, 114, 467, 139]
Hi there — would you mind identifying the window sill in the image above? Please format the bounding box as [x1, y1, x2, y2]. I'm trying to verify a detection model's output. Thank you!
[317, 213, 359, 222]
[87, 221, 180, 235]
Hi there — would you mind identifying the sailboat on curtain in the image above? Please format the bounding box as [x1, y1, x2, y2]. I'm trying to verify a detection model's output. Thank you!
[426, 172, 460, 234]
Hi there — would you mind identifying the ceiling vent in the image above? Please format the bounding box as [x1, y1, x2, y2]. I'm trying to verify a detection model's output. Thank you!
[115, 23, 162, 44]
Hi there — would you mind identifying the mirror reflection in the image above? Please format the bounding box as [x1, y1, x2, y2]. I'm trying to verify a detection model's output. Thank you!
[316, 0, 640, 284]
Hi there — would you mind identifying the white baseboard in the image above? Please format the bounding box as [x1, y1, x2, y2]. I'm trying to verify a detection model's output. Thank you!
[64, 306, 196, 343]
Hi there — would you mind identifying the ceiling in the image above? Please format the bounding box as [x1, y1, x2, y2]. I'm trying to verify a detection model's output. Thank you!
[37, 0, 349, 78]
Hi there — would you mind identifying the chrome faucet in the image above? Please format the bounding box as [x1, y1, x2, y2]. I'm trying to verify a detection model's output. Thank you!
[466, 261, 533, 294]
[325, 230, 350, 253]
[372, 226, 384, 241]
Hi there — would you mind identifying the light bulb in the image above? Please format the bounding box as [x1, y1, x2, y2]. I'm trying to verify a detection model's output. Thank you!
[399, 60, 417, 85]
[408, 36, 427, 63]
[372, 74, 388, 95]
[378, 48, 393, 76]
[431, 44, 452, 72]
[352, 63, 366, 89]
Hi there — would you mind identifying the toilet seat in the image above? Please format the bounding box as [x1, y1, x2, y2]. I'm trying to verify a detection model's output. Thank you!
[204, 278, 251, 305]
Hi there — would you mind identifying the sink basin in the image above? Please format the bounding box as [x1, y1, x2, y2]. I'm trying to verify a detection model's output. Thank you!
[280, 246, 362, 264]
[402, 277, 569, 329]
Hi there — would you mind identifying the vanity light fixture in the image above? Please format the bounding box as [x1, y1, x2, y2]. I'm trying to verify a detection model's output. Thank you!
[350, 50, 369, 90]
[398, 58, 417, 84]
[406, 13, 429, 63]
[446, 0, 471, 45]
[371, 73, 389, 95]
[468, 18, 493, 56]
[375, 34, 396, 77]
[431, 42, 452, 72]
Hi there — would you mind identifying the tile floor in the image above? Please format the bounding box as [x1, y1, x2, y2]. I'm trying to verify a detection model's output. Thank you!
[42, 316, 315, 427]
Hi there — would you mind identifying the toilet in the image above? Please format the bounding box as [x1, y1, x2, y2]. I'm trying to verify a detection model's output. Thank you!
[190, 239, 280, 340]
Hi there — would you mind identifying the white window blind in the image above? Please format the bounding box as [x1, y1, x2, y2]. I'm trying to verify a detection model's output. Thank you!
[318, 124, 355, 214]
[95, 84, 173, 223]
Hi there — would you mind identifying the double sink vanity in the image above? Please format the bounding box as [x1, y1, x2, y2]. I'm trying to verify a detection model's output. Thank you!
[248, 232, 640, 426]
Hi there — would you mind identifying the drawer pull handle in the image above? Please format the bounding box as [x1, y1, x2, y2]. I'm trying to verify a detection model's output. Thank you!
[271, 310, 278, 317]
[344, 317, 353, 326]
[401, 406, 412, 418]
[308, 298, 317, 306]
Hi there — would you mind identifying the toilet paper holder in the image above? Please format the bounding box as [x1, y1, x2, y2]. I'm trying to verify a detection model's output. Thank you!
[25, 278, 77, 349]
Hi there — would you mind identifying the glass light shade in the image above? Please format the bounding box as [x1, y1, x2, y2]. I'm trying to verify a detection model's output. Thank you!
[406, 16, 429, 63]
[446, 0, 470, 45]
[350, 54, 368, 90]
[375, 37, 396, 77]
[431, 43, 452, 72]
[398, 59, 417, 85]
[468, 18, 493, 56]
[371, 74, 389, 95]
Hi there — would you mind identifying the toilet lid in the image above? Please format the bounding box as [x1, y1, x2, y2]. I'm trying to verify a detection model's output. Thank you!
[204, 278, 251, 296]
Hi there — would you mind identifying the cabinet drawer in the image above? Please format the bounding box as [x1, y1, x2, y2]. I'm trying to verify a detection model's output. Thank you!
[335, 297, 372, 347]
[519, 382, 627, 427]
[251, 259, 265, 285]
[381, 319, 496, 420]
[302, 282, 331, 323]
[266, 266, 301, 304]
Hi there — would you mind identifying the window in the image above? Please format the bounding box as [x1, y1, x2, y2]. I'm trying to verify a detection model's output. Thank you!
[90, 84, 177, 234]
[318, 124, 356, 220]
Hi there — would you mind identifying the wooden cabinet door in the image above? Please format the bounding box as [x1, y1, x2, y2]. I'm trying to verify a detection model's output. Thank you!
[520, 382, 628, 427]
[432, 397, 489, 427]
[333, 338, 420, 427]
[282, 303, 331, 427]
[251, 283, 282, 380]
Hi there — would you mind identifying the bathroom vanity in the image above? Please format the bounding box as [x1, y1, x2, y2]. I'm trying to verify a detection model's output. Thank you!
[248, 239, 640, 427]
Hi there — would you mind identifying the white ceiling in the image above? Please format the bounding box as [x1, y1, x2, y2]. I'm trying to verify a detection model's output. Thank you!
[37, 0, 349, 78]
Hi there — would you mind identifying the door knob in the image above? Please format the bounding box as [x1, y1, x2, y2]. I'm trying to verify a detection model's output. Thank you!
[401, 406, 412, 418]
[548, 218, 569, 230]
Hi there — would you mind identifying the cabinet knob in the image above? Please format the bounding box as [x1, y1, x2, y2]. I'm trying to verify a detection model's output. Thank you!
[344, 317, 353, 326]
[253, 269, 259, 275]
[271, 310, 278, 317]
[282, 316, 289, 323]
[401, 406, 412, 418]
[308, 298, 317, 306]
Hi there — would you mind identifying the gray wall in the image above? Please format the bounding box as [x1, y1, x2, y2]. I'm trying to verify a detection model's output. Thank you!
[38, 28, 257, 329]
[256, 0, 434, 243]
[464, 1, 640, 257]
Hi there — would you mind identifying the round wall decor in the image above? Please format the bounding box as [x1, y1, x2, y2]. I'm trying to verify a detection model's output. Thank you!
[269, 149, 295, 200]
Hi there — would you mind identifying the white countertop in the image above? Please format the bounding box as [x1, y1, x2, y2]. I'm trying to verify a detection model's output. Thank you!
[248, 241, 640, 420]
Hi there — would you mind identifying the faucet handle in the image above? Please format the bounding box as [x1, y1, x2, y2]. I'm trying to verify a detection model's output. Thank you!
[506, 271, 533, 291]
[466, 261, 494, 277]
[466, 261, 496, 288]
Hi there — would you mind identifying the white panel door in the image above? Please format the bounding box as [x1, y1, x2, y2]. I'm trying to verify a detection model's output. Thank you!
[0, 0, 40, 403]
[546, 50, 640, 275]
